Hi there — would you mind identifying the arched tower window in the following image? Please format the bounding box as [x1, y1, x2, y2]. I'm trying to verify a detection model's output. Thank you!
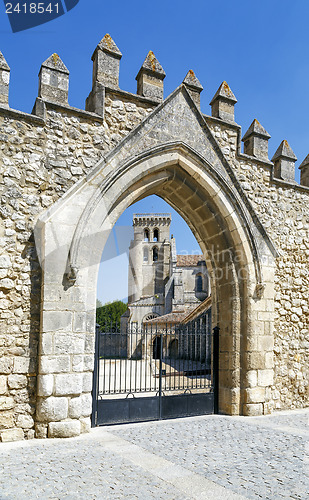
[144, 229, 149, 241]
[153, 228, 159, 242]
[196, 274, 203, 292]
[143, 247, 148, 262]
[153, 247, 158, 262]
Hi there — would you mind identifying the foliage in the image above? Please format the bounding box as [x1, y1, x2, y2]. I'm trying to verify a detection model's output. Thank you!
[96, 299, 103, 309]
[96, 300, 128, 331]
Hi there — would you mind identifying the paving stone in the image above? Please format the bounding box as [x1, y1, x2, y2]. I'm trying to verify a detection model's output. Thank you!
[0, 410, 308, 499]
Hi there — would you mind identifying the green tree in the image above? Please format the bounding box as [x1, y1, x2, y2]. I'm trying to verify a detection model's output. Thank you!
[96, 299, 103, 309]
[96, 300, 127, 331]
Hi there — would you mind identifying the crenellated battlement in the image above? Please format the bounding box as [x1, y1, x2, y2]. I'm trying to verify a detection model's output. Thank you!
[0, 32, 309, 189]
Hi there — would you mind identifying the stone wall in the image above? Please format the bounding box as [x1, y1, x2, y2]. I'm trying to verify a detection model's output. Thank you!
[0, 91, 154, 441]
[0, 35, 308, 441]
[207, 118, 309, 412]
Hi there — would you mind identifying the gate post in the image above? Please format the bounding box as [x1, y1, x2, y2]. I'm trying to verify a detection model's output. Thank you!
[213, 326, 219, 414]
[91, 324, 100, 427]
[158, 332, 163, 419]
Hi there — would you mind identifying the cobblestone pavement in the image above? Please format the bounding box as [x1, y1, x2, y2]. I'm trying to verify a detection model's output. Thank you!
[0, 409, 308, 500]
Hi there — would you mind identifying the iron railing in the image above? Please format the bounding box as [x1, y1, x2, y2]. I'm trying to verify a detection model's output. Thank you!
[96, 315, 212, 398]
[92, 310, 218, 426]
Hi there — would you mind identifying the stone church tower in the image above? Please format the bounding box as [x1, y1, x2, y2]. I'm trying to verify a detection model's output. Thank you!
[125, 213, 209, 327]
[128, 214, 171, 304]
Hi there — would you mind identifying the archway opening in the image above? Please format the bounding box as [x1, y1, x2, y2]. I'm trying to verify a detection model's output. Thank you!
[153, 336, 162, 360]
[89, 158, 253, 417]
[96, 194, 210, 332]
[169, 339, 179, 358]
[153, 228, 159, 242]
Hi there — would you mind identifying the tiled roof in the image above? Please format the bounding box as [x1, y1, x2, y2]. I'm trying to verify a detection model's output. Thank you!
[181, 296, 212, 324]
[144, 296, 212, 325]
[144, 308, 195, 324]
[176, 255, 205, 267]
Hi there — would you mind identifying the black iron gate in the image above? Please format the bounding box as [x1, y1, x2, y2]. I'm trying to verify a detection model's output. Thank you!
[92, 314, 218, 426]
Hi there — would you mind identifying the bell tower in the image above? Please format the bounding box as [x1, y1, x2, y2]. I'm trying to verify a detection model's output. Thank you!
[128, 214, 171, 304]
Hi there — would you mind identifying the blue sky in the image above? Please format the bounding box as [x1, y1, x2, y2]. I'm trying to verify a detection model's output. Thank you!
[1, 0, 308, 303]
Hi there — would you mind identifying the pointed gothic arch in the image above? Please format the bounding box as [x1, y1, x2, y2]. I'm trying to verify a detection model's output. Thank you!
[35, 86, 277, 437]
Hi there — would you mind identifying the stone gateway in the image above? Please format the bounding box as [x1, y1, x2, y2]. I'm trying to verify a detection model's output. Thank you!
[0, 34, 308, 441]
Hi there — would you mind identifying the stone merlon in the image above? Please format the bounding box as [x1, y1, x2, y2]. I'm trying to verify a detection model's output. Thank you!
[94, 33, 122, 59]
[299, 153, 309, 188]
[272, 139, 297, 162]
[242, 119, 271, 160]
[38, 54, 69, 105]
[182, 70, 203, 108]
[136, 51, 166, 102]
[91, 34, 122, 88]
[40, 54, 69, 75]
[0, 51, 10, 72]
[210, 81, 237, 122]
[272, 140, 297, 182]
[0, 50, 10, 107]
[86, 34, 122, 116]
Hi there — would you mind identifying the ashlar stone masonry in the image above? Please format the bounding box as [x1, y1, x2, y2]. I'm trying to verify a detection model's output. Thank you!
[0, 34, 308, 441]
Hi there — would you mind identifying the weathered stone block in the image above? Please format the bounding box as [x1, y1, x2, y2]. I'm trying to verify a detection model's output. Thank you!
[246, 370, 257, 388]
[54, 333, 85, 355]
[257, 336, 274, 352]
[16, 414, 34, 429]
[0, 396, 15, 410]
[8, 374, 27, 389]
[42, 311, 73, 333]
[68, 393, 92, 419]
[257, 369, 274, 387]
[243, 403, 263, 416]
[0, 278, 14, 289]
[83, 355, 94, 372]
[136, 51, 165, 102]
[245, 352, 265, 370]
[38, 54, 69, 105]
[40, 355, 70, 374]
[82, 372, 93, 393]
[257, 311, 274, 322]
[0, 375, 7, 394]
[0, 255, 11, 268]
[35, 423, 48, 439]
[0, 428, 24, 442]
[72, 355, 93, 373]
[14, 357, 34, 374]
[80, 417, 91, 434]
[0, 411, 14, 429]
[26, 429, 35, 440]
[54, 373, 83, 396]
[48, 420, 81, 438]
[263, 403, 271, 415]
[73, 312, 87, 333]
[36, 396, 68, 422]
[0, 357, 13, 374]
[37, 374, 54, 397]
[245, 387, 266, 404]
[72, 355, 83, 372]
[265, 352, 274, 369]
[40, 333, 53, 355]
